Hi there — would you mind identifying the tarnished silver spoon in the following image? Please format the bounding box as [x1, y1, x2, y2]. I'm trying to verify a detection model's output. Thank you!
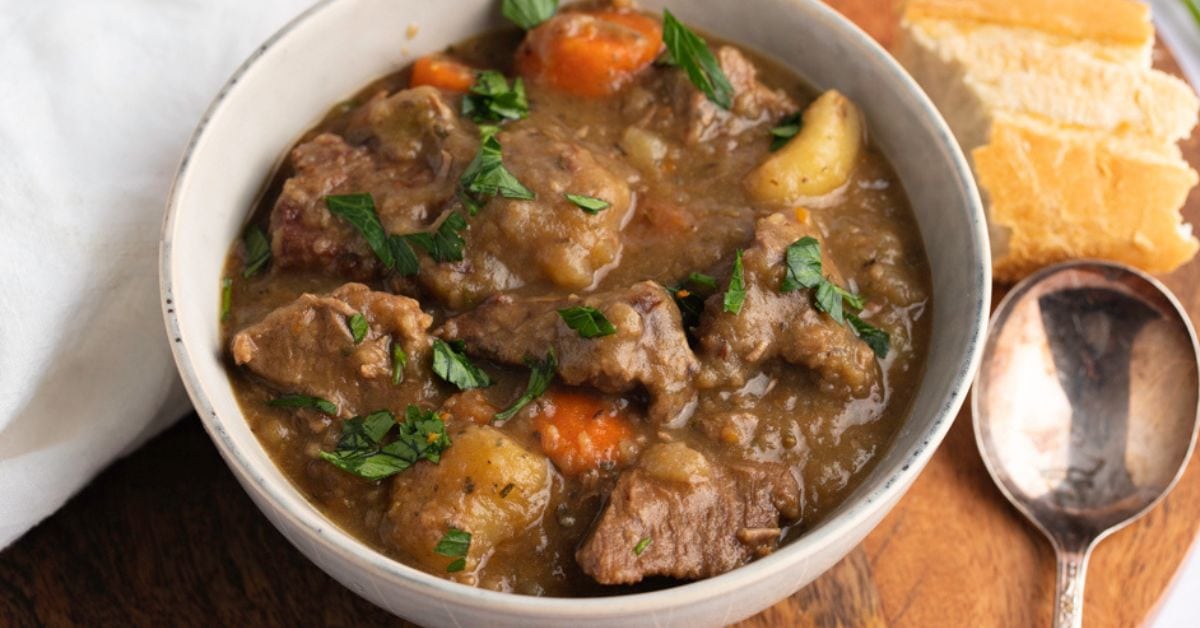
[973, 260, 1200, 628]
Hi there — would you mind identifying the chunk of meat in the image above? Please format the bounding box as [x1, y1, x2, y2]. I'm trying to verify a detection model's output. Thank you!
[418, 121, 637, 309]
[696, 214, 880, 395]
[438, 281, 698, 425]
[384, 424, 551, 581]
[576, 442, 800, 584]
[270, 87, 477, 278]
[230, 283, 432, 416]
[675, 46, 796, 145]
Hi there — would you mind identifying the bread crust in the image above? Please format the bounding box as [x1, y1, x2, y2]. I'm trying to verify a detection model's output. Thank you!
[904, 0, 1152, 48]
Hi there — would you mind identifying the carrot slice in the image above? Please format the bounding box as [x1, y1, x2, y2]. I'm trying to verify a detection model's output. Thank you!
[410, 55, 476, 92]
[516, 11, 663, 98]
[533, 390, 633, 475]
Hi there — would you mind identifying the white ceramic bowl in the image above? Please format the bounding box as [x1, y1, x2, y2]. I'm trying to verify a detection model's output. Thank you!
[160, 1, 990, 625]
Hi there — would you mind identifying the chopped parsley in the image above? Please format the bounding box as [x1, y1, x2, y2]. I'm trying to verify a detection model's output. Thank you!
[348, 313, 368, 344]
[769, 112, 802, 152]
[667, 272, 718, 329]
[220, 277, 233, 321]
[722, 249, 746, 315]
[779, 236, 890, 358]
[494, 349, 557, 422]
[435, 527, 472, 573]
[319, 406, 451, 480]
[324, 193, 420, 276]
[241, 225, 272, 278]
[501, 0, 558, 30]
[564, 193, 611, 215]
[391, 341, 408, 385]
[432, 338, 492, 390]
[462, 70, 529, 123]
[634, 537, 652, 556]
[405, 211, 468, 263]
[459, 126, 535, 215]
[661, 10, 733, 110]
[268, 394, 337, 415]
[557, 306, 616, 338]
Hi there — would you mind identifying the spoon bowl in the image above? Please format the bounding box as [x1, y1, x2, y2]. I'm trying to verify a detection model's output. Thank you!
[973, 260, 1200, 628]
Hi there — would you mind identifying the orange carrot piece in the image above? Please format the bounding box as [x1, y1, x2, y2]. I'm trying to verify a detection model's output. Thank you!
[516, 11, 663, 99]
[410, 55, 476, 92]
[533, 390, 633, 475]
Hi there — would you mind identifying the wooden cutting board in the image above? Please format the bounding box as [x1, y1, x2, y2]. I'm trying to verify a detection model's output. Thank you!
[735, 2, 1200, 626]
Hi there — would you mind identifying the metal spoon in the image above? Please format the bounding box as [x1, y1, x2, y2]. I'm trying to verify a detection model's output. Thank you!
[973, 260, 1200, 628]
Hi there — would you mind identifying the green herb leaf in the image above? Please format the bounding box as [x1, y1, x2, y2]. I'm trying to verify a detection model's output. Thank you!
[634, 537, 652, 556]
[848, 314, 890, 358]
[446, 558, 467, 573]
[348, 313, 368, 344]
[502, 0, 558, 29]
[667, 272, 719, 329]
[319, 406, 452, 480]
[723, 249, 746, 314]
[391, 341, 408, 385]
[220, 277, 233, 321]
[781, 236, 823, 292]
[662, 9, 733, 110]
[326, 193, 393, 268]
[387, 234, 421, 276]
[834, 284, 865, 311]
[406, 211, 468, 263]
[557, 306, 616, 338]
[495, 349, 557, 422]
[813, 280, 844, 324]
[564, 193, 611, 215]
[459, 129, 535, 214]
[1186, 0, 1200, 30]
[432, 338, 492, 390]
[435, 526, 472, 572]
[769, 112, 802, 152]
[463, 70, 529, 122]
[269, 394, 337, 415]
[686, 272, 717, 290]
[241, 226, 272, 278]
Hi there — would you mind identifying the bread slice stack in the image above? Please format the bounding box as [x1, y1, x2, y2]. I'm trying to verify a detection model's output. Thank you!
[896, 0, 1200, 281]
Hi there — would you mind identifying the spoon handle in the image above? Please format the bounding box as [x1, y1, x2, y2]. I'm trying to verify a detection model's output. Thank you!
[1053, 542, 1094, 628]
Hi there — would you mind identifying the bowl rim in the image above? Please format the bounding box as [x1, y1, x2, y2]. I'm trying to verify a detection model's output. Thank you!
[159, 0, 990, 616]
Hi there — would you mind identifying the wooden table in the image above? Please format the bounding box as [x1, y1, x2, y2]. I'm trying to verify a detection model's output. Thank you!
[4, 2, 1200, 626]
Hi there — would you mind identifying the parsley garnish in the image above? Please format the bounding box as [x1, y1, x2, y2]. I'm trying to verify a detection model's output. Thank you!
[661, 10, 733, 110]
[495, 349, 556, 422]
[769, 112, 802, 152]
[723, 249, 746, 314]
[634, 537, 652, 556]
[779, 236, 889, 358]
[459, 127, 535, 215]
[462, 71, 528, 123]
[348, 313, 368, 344]
[667, 272, 718, 329]
[435, 527, 472, 573]
[268, 394, 337, 415]
[564, 193, 611, 215]
[319, 406, 451, 480]
[557, 306, 616, 338]
[242, 225, 272, 278]
[432, 339, 492, 390]
[391, 341, 408, 385]
[325, 193, 420, 276]
[406, 211, 468, 263]
[502, 0, 558, 29]
[220, 277, 233, 321]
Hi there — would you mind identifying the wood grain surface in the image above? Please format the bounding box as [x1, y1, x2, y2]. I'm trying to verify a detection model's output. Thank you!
[2, 2, 1199, 627]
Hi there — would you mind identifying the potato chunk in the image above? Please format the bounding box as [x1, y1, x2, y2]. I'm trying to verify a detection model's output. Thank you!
[385, 425, 551, 579]
[744, 90, 863, 202]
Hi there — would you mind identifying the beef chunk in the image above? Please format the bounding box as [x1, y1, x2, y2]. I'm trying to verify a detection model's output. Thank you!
[438, 281, 698, 425]
[696, 214, 880, 395]
[230, 283, 432, 416]
[576, 442, 799, 584]
[385, 424, 551, 581]
[270, 87, 477, 278]
[676, 46, 796, 146]
[419, 121, 636, 309]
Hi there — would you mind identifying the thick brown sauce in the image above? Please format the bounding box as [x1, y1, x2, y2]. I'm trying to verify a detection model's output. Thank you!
[221, 26, 931, 596]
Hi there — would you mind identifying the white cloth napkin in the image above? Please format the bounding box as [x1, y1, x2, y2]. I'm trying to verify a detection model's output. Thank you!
[0, 0, 313, 549]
